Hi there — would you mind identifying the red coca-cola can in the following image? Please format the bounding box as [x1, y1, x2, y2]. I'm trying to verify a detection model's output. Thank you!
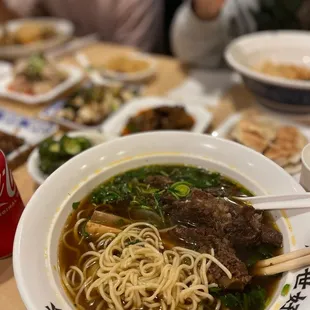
[0, 150, 25, 258]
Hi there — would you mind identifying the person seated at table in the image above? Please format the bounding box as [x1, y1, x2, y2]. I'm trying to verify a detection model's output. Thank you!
[1, 0, 164, 52]
[171, 0, 310, 68]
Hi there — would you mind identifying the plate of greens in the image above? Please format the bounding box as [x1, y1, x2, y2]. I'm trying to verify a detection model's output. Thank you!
[27, 130, 109, 185]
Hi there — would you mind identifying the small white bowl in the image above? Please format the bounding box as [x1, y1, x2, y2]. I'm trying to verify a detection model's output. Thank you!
[101, 52, 156, 82]
[225, 31, 310, 113]
[300, 143, 310, 191]
[27, 130, 110, 185]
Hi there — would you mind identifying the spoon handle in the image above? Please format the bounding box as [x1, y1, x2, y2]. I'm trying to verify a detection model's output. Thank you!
[253, 200, 310, 210]
[236, 193, 310, 211]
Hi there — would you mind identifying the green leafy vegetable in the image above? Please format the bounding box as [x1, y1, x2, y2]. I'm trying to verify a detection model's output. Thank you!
[208, 287, 222, 294]
[72, 201, 80, 210]
[220, 293, 243, 309]
[136, 183, 159, 194]
[219, 286, 266, 310]
[246, 244, 275, 267]
[281, 284, 290, 296]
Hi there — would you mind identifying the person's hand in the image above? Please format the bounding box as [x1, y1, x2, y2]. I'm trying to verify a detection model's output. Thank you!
[192, 0, 225, 20]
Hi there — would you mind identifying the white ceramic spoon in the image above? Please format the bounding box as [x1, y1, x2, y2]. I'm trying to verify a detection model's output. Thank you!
[235, 193, 310, 210]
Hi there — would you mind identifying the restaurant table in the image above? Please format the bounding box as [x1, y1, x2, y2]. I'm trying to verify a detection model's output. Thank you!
[1, 42, 307, 309]
[0, 42, 192, 309]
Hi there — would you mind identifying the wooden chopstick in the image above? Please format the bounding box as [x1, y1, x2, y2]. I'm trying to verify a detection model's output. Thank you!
[253, 248, 310, 276]
[256, 248, 310, 267]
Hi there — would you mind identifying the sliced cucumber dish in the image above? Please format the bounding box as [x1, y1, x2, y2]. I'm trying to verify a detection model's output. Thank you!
[38, 135, 93, 175]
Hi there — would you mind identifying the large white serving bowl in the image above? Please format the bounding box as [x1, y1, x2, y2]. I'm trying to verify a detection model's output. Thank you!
[13, 131, 310, 310]
[225, 31, 310, 113]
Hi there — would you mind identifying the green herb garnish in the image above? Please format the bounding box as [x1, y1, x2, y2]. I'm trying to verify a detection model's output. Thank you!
[169, 181, 191, 198]
[281, 284, 291, 296]
[72, 201, 80, 210]
[154, 192, 165, 225]
[89, 165, 249, 229]
[79, 221, 90, 238]
[208, 287, 222, 294]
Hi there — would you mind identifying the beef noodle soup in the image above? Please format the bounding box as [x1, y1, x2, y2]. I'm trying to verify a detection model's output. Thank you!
[59, 165, 283, 310]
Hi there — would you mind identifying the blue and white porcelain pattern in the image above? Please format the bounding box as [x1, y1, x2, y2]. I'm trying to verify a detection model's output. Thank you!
[0, 107, 58, 162]
[225, 31, 310, 113]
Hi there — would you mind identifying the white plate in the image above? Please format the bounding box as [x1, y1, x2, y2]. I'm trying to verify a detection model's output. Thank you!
[39, 84, 142, 130]
[0, 18, 74, 60]
[13, 132, 310, 310]
[101, 52, 156, 82]
[39, 100, 103, 130]
[101, 96, 212, 136]
[27, 130, 112, 185]
[213, 113, 310, 176]
[0, 64, 83, 105]
[0, 107, 58, 164]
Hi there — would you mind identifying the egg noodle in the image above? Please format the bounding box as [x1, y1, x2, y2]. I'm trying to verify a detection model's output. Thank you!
[61, 219, 232, 310]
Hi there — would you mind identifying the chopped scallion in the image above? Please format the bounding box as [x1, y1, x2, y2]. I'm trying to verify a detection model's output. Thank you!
[169, 181, 191, 198]
[72, 201, 80, 210]
[281, 284, 290, 296]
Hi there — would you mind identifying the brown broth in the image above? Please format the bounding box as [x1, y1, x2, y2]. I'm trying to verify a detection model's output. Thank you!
[58, 165, 283, 310]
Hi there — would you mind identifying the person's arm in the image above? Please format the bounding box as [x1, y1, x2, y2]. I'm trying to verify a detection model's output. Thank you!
[113, 0, 164, 52]
[2, 0, 40, 17]
[0, 0, 19, 22]
[171, 0, 260, 68]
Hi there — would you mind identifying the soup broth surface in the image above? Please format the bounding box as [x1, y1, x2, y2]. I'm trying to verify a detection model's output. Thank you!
[59, 165, 282, 310]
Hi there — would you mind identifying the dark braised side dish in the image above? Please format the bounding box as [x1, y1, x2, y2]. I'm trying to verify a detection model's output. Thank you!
[122, 106, 195, 135]
[59, 165, 282, 310]
[0, 131, 24, 155]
